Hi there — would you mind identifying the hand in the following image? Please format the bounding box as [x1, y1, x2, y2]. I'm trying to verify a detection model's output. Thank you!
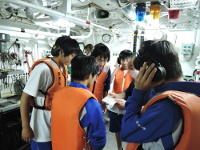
[135, 62, 158, 91]
[108, 92, 117, 98]
[108, 92, 125, 99]
[116, 99, 126, 109]
[21, 127, 34, 142]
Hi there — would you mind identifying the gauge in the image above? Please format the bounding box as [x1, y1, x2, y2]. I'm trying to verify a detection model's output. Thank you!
[102, 34, 111, 43]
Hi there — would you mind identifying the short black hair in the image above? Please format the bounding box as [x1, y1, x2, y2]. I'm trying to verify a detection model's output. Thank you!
[84, 44, 93, 50]
[134, 40, 183, 81]
[51, 36, 81, 57]
[91, 43, 110, 61]
[117, 50, 133, 64]
[71, 56, 99, 81]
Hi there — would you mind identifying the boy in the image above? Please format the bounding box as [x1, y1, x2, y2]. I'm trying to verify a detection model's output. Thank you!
[20, 36, 80, 150]
[90, 43, 111, 110]
[51, 56, 106, 150]
[109, 50, 134, 150]
[121, 40, 200, 150]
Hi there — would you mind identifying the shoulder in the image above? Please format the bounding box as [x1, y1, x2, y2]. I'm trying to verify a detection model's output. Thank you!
[103, 64, 110, 72]
[150, 98, 182, 116]
[85, 98, 101, 110]
[31, 63, 51, 74]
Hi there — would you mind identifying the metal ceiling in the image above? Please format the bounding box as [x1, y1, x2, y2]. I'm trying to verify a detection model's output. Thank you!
[0, 0, 200, 39]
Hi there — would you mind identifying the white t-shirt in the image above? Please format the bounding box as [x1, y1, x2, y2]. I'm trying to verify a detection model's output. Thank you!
[23, 60, 55, 142]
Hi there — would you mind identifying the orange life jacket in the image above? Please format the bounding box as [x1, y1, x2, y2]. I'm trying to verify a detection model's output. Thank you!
[51, 87, 96, 150]
[30, 58, 67, 110]
[113, 69, 133, 94]
[126, 90, 200, 150]
[89, 65, 110, 102]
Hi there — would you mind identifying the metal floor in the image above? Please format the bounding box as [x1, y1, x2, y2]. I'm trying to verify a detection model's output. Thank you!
[104, 122, 127, 150]
[20, 122, 126, 150]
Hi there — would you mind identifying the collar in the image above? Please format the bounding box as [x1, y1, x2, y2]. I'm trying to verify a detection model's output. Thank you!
[154, 81, 200, 96]
[69, 82, 88, 89]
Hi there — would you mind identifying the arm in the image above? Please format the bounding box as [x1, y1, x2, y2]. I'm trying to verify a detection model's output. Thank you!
[20, 92, 34, 142]
[121, 62, 182, 143]
[20, 63, 52, 142]
[81, 98, 106, 150]
[121, 95, 182, 143]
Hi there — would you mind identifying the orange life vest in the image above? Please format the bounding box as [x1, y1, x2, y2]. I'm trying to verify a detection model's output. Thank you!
[51, 87, 96, 150]
[89, 65, 110, 102]
[113, 69, 133, 94]
[30, 58, 67, 110]
[126, 90, 200, 150]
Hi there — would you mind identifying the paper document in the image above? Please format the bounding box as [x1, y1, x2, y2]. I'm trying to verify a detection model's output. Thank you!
[102, 96, 126, 114]
[102, 96, 117, 108]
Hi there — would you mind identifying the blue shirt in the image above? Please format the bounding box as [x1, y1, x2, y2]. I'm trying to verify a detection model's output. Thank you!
[69, 82, 106, 150]
[121, 81, 200, 150]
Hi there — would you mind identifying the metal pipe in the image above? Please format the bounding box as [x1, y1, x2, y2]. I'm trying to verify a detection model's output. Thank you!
[67, 0, 71, 13]
[71, 27, 93, 39]
[0, 25, 93, 39]
[0, 25, 60, 37]
[0, 0, 110, 31]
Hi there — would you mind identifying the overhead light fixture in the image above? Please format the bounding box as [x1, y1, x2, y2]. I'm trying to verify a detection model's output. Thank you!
[170, 0, 198, 9]
[150, 2, 161, 20]
[56, 18, 76, 28]
[135, 3, 146, 22]
[79, 0, 86, 2]
[168, 9, 180, 19]
[35, 18, 76, 29]
[35, 22, 60, 30]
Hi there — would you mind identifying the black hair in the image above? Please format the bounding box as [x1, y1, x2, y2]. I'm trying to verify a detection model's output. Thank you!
[71, 56, 99, 81]
[117, 50, 133, 64]
[134, 40, 183, 81]
[76, 49, 84, 56]
[91, 43, 110, 61]
[51, 36, 81, 57]
[84, 44, 93, 50]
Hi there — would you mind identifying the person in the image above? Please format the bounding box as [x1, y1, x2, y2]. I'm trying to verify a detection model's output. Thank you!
[83, 44, 93, 56]
[90, 43, 111, 110]
[111, 50, 134, 93]
[20, 36, 81, 150]
[51, 56, 106, 150]
[108, 50, 134, 150]
[121, 40, 200, 150]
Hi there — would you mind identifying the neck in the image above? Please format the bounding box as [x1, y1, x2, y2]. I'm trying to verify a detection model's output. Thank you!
[73, 80, 88, 86]
[164, 77, 183, 83]
[52, 57, 61, 66]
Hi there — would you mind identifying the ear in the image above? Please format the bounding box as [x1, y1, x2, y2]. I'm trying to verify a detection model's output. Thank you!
[59, 49, 65, 57]
[84, 74, 90, 80]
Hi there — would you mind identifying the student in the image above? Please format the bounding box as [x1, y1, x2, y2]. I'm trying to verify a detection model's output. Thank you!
[121, 40, 200, 150]
[20, 36, 81, 150]
[90, 43, 111, 110]
[111, 50, 134, 93]
[83, 44, 93, 56]
[51, 56, 106, 150]
[109, 50, 134, 150]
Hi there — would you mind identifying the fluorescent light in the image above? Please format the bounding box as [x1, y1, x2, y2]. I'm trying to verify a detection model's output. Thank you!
[56, 18, 76, 28]
[35, 22, 60, 30]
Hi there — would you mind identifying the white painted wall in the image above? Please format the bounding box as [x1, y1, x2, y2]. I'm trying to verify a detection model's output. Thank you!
[2, 29, 200, 77]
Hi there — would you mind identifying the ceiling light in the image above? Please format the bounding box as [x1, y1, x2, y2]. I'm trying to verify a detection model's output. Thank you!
[56, 19, 76, 28]
[135, 3, 146, 22]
